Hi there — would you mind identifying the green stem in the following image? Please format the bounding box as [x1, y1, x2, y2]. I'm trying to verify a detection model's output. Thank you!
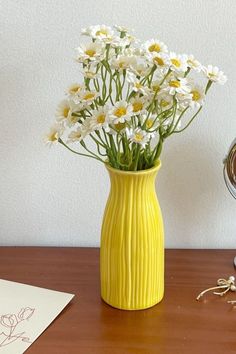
[184, 67, 191, 77]
[160, 68, 171, 86]
[141, 65, 156, 85]
[133, 145, 141, 171]
[90, 133, 107, 148]
[58, 138, 103, 162]
[153, 138, 163, 161]
[80, 140, 105, 162]
[173, 106, 203, 134]
[205, 80, 213, 94]
[163, 106, 189, 137]
[108, 134, 119, 168]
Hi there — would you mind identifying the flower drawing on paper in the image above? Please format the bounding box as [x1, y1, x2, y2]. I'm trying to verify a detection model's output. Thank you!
[0, 307, 35, 348]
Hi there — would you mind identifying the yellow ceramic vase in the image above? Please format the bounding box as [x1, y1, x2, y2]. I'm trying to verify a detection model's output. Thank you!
[100, 160, 164, 310]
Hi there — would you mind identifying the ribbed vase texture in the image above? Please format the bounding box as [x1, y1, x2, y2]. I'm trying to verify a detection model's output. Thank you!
[100, 161, 164, 310]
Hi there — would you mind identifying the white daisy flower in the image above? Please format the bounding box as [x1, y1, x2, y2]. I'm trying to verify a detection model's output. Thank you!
[114, 25, 133, 33]
[90, 25, 114, 42]
[202, 65, 227, 84]
[45, 123, 63, 145]
[111, 121, 127, 133]
[133, 81, 152, 96]
[111, 55, 136, 72]
[186, 54, 202, 72]
[164, 77, 191, 95]
[110, 36, 129, 48]
[189, 84, 205, 109]
[153, 70, 166, 82]
[81, 26, 93, 36]
[76, 42, 105, 63]
[127, 73, 152, 96]
[151, 80, 162, 95]
[125, 47, 142, 56]
[142, 39, 168, 54]
[67, 126, 85, 143]
[110, 35, 136, 48]
[110, 100, 133, 124]
[141, 114, 159, 131]
[130, 62, 151, 77]
[130, 96, 148, 115]
[89, 106, 111, 132]
[126, 127, 152, 147]
[76, 90, 99, 106]
[125, 34, 138, 45]
[158, 93, 174, 111]
[80, 117, 94, 137]
[82, 64, 100, 79]
[169, 52, 188, 74]
[175, 92, 193, 109]
[56, 100, 81, 126]
[66, 83, 85, 98]
[56, 100, 71, 121]
[150, 52, 170, 70]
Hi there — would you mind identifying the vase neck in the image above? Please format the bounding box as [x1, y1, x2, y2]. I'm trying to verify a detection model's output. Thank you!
[106, 162, 161, 194]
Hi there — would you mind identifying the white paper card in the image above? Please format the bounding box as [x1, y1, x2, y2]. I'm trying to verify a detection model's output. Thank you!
[0, 279, 74, 353]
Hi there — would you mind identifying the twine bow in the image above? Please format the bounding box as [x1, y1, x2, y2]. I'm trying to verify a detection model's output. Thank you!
[196, 276, 236, 303]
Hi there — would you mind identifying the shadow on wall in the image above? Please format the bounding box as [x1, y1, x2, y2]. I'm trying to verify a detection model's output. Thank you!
[156, 137, 222, 248]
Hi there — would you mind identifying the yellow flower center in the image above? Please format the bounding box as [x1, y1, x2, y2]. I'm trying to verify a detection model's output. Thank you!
[191, 90, 201, 101]
[83, 93, 95, 100]
[63, 107, 70, 118]
[171, 58, 181, 67]
[74, 132, 82, 139]
[148, 43, 161, 53]
[187, 59, 195, 67]
[49, 132, 58, 142]
[134, 82, 142, 89]
[169, 80, 180, 88]
[68, 115, 78, 124]
[69, 85, 81, 94]
[132, 102, 143, 112]
[152, 84, 160, 92]
[114, 122, 126, 131]
[146, 119, 154, 129]
[154, 57, 164, 66]
[160, 99, 169, 107]
[208, 73, 216, 78]
[85, 71, 96, 79]
[97, 114, 106, 123]
[96, 29, 108, 36]
[85, 49, 96, 57]
[134, 133, 143, 142]
[119, 62, 125, 68]
[114, 107, 127, 117]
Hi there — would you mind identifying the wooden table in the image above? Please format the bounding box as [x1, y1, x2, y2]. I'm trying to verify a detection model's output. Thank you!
[0, 248, 235, 354]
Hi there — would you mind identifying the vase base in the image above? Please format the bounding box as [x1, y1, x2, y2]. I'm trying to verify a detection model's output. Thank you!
[101, 295, 164, 311]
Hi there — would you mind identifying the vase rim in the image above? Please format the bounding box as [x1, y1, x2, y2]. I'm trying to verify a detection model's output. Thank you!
[104, 159, 161, 175]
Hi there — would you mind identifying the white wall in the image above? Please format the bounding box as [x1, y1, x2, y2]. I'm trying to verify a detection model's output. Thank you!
[1, 0, 236, 248]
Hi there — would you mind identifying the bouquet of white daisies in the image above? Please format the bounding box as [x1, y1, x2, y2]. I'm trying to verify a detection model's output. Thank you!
[47, 25, 227, 171]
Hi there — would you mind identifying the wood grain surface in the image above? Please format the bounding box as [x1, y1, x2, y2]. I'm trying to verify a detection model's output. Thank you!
[0, 247, 235, 354]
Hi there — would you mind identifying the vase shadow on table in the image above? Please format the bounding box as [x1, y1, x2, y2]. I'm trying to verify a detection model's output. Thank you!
[156, 137, 223, 248]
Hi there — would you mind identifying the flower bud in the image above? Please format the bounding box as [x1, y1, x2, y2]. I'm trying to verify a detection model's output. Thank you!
[0, 314, 18, 328]
[18, 308, 35, 321]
